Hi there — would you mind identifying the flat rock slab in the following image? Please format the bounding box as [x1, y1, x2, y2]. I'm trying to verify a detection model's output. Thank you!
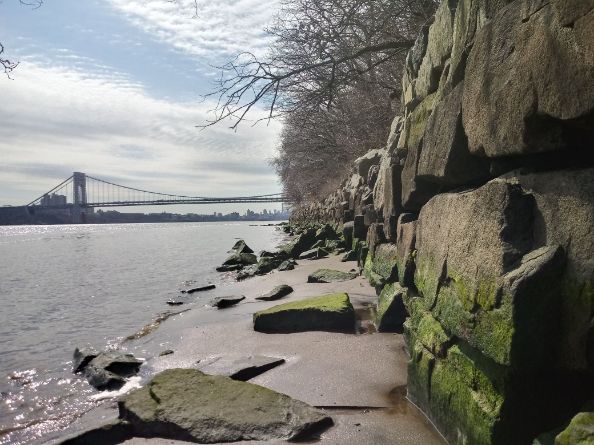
[117, 369, 332, 443]
[196, 355, 286, 381]
[256, 284, 294, 301]
[253, 293, 355, 333]
[307, 269, 358, 283]
[182, 284, 215, 294]
[211, 296, 245, 309]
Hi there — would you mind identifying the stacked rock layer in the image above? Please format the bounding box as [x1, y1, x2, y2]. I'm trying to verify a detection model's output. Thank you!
[290, 0, 594, 443]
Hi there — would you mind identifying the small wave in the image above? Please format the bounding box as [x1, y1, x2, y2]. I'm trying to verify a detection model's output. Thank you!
[88, 376, 142, 401]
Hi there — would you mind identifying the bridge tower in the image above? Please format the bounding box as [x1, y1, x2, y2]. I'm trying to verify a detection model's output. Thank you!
[72, 172, 87, 223]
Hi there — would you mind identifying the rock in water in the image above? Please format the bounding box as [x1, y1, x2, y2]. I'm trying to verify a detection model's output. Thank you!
[253, 293, 356, 333]
[118, 369, 332, 442]
[307, 269, 357, 283]
[211, 295, 245, 308]
[72, 347, 99, 373]
[229, 239, 254, 254]
[196, 355, 286, 381]
[83, 352, 143, 391]
[256, 285, 294, 301]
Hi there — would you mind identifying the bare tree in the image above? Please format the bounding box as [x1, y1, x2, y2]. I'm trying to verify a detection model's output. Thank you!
[205, 0, 437, 128]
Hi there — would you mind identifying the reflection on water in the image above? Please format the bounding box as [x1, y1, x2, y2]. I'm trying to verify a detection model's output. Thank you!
[0, 222, 285, 444]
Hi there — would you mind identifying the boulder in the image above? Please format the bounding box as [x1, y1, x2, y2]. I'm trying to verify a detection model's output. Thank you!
[307, 269, 358, 283]
[83, 352, 142, 391]
[278, 259, 297, 271]
[229, 239, 254, 254]
[315, 224, 339, 241]
[115, 369, 333, 443]
[256, 285, 294, 301]
[254, 293, 356, 333]
[417, 81, 490, 186]
[211, 296, 245, 309]
[281, 228, 317, 258]
[72, 347, 99, 374]
[236, 265, 258, 280]
[196, 356, 286, 381]
[254, 256, 283, 275]
[353, 149, 384, 183]
[222, 252, 257, 266]
[299, 247, 329, 260]
[555, 410, 594, 445]
[462, 0, 594, 157]
[341, 250, 358, 262]
[365, 223, 386, 258]
[376, 283, 408, 333]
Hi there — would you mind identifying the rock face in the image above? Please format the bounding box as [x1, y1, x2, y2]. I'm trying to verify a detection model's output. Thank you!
[462, 0, 594, 158]
[254, 293, 356, 333]
[286, 0, 594, 442]
[307, 269, 357, 283]
[115, 369, 333, 443]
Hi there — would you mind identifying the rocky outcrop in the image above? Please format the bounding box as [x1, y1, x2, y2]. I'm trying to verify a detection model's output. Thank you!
[253, 293, 356, 333]
[288, 0, 594, 442]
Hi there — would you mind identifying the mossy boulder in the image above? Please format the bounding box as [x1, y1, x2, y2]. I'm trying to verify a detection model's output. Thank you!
[223, 252, 257, 266]
[307, 269, 357, 283]
[281, 229, 316, 258]
[254, 256, 283, 275]
[299, 247, 329, 260]
[253, 293, 355, 333]
[375, 283, 407, 332]
[116, 369, 333, 443]
[555, 411, 594, 445]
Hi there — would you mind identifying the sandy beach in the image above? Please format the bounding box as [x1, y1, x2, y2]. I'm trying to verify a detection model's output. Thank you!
[55, 253, 446, 445]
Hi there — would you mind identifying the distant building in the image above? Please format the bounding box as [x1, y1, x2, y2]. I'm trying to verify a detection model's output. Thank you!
[40, 193, 67, 206]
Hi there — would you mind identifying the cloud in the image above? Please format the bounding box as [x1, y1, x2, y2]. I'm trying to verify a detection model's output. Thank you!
[106, 0, 280, 61]
[0, 58, 282, 208]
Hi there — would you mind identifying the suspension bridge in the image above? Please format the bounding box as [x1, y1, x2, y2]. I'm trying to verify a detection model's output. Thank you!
[21, 172, 287, 223]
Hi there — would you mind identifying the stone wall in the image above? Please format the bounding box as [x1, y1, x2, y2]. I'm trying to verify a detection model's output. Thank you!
[290, 0, 594, 443]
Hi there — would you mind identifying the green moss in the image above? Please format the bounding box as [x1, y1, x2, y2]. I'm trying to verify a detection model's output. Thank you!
[407, 341, 435, 410]
[417, 313, 451, 358]
[430, 344, 504, 445]
[414, 256, 441, 310]
[255, 293, 353, 316]
[555, 411, 594, 445]
[307, 269, 357, 283]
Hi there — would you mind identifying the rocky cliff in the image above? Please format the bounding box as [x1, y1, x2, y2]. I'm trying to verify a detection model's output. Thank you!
[290, 0, 594, 443]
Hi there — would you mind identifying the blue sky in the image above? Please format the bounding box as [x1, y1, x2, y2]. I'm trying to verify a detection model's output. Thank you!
[0, 0, 283, 213]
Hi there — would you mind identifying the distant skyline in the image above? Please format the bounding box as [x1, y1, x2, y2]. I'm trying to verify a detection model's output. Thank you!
[0, 0, 283, 213]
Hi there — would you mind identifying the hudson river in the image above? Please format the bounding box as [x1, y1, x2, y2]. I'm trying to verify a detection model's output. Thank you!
[0, 222, 286, 444]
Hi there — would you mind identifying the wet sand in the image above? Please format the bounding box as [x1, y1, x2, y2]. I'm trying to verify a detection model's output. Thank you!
[55, 254, 446, 445]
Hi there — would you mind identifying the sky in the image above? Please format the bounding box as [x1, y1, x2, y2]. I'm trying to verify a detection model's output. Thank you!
[0, 0, 284, 214]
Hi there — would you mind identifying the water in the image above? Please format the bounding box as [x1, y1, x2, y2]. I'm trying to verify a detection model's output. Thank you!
[0, 222, 286, 444]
